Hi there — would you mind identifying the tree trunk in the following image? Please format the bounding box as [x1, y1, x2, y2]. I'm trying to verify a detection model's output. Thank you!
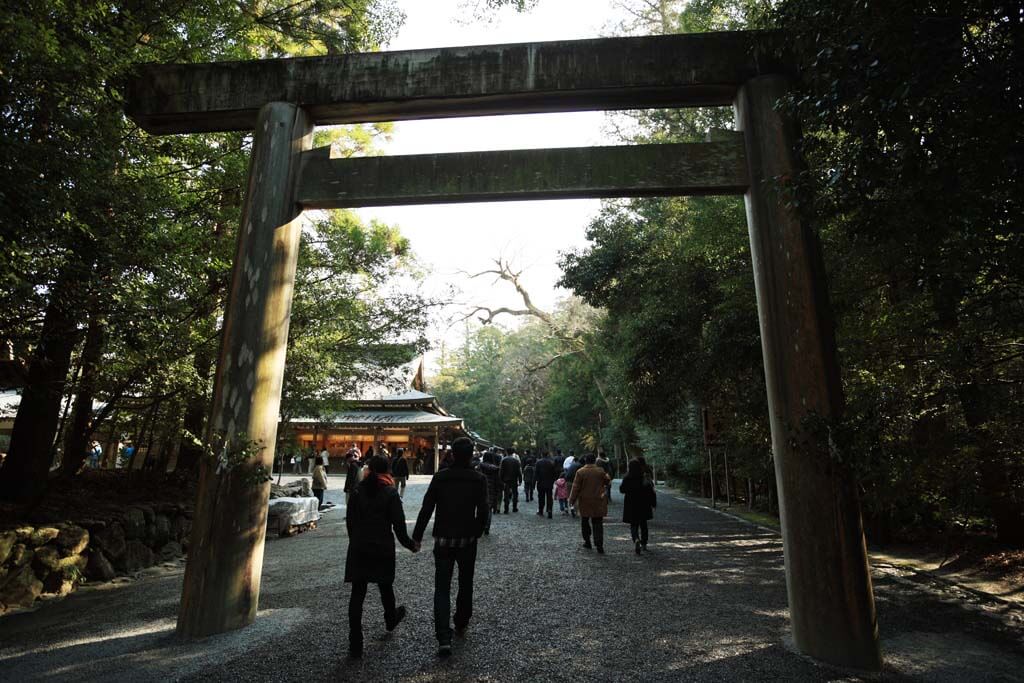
[0, 270, 82, 502]
[60, 311, 106, 477]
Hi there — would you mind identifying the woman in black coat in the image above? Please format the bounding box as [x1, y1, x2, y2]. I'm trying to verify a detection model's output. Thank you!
[344, 456, 418, 658]
[620, 458, 656, 554]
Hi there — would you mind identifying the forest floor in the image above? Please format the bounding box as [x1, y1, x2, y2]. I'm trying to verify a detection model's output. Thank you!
[1, 475, 1023, 681]
[677, 490, 1024, 609]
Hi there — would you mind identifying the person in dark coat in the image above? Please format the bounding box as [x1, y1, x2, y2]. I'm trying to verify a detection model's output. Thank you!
[620, 458, 656, 554]
[344, 456, 418, 658]
[499, 451, 523, 513]
[413, 437, 488, 658]
[390, 448, 410, 498]
[343, 452, 362, 511]
[479, 451, 502, 518]
[533, 452, 557, 518]
[522, 457, 536, 502]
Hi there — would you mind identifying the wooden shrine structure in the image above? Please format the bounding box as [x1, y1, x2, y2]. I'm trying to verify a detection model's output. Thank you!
[125, 30, 881, 670]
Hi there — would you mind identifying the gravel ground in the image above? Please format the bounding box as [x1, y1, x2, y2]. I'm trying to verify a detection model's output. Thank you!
[1, 474, 1023, 682]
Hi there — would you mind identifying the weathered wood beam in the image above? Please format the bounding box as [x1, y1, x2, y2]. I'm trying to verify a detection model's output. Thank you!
[126, 31, 786, 134]
[736, 75, 881, 669]
[295, 138, 748, 209]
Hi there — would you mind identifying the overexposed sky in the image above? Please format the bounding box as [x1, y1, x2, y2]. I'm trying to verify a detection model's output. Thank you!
[353, 0, 630, 365]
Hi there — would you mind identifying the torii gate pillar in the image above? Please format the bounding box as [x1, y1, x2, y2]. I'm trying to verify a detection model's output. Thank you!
[177, 102, 313, 638]
[736, 75, 881, 669]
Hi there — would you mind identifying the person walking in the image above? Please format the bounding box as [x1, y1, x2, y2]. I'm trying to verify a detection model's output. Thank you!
[344, 456, 418, 658]
[343, 451, 362, 513]
[534, 452, 557, 518]
[412, 437, 488, 658]
[390, 447, 410, 498]
[480, 451, 502, 519]
[554, 474, 570, 514]
[620, 458, 657, 554]
[565, 454, 583, 517]
[319, 445, 331, 473]
[522, 457, 535, 503]
[569, 454, 611, 553]
[312, 461, 328, 509]
[499, 450, 523, 513]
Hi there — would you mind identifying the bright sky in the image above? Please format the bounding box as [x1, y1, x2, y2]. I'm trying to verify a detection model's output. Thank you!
[354, 0, 630, 365]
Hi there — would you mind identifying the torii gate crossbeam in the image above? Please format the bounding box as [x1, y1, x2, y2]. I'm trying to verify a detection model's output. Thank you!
[125, 29, 881, 671]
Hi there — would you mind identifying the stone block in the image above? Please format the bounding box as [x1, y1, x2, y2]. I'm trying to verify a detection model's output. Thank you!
[9, 544, 33, 568]
[93, 522, 127, 561]
[33, 546, 62, 574]
[171, 515, 189, 542]
[28, 526, 60, 547]
[158, 541, 183, 562]
[153, 515, 172, 546]
[124, 509, 147, 540]
[0, 531, 16, 565]
[0, 566, 43, 608]
[85, 550, 116, 582]
[123, 540, 155, 573]
[55, 525, 90, 556]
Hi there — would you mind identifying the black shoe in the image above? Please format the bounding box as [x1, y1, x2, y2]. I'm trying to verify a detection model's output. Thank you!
[597, 546, 605, 554]
[547, 512, 552, 519]
[536, 511, 544, 517]
[582, 542, 592, 550]
[635, 540, 642, 555]
[349, 642, 363, 659]
[438, 643, 453, 658]
[484, 528, 490, 535]
[386, 605, 407, 632]
[513, 508, 518, 513]
[455, 624, 468, 638]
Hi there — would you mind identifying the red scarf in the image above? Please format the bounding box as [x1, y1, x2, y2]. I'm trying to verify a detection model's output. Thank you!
[376, 473, 395, 488]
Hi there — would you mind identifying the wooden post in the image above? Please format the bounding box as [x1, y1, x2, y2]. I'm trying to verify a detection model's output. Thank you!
[736, 75, 880, 670]
[177, 102, 313, 639]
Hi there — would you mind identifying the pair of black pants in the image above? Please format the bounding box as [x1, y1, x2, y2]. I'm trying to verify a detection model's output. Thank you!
[630, 520, 649, 546]
[348, 580, 396, 646]
[433, 543, 477, 644]
[524, 482, 535, 501]
[537, 485, 553, 515]
[502, 482, 519, 511]
[313, 489, 324, 506]
[581, 516, 604, 549]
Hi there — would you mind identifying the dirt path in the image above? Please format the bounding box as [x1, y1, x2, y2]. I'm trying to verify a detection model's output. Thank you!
[1, 475, 1022, 681]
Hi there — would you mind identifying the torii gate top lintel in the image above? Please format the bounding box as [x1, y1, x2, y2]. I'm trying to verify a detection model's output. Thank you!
[125, 29, 787, 135]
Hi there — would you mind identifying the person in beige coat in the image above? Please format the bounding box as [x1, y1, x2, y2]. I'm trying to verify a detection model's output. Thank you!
[569, 453, 612, 553]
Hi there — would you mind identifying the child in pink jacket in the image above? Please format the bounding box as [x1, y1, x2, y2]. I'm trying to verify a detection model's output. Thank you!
[554, 476, 570, 514]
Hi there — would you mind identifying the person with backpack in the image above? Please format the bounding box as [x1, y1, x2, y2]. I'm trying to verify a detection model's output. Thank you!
[499, 450, 523, 513]
[344, 456, 419, 658]
[620, 458, 657, 554]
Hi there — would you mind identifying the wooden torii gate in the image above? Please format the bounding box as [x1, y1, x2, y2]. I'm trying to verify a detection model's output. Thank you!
[126, 30, 880, 670]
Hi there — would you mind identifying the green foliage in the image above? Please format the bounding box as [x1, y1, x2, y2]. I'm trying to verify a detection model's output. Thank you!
[0, 1, 412, 493]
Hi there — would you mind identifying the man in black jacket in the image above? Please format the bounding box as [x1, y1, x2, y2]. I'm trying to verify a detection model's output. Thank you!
[533, 452, 557, 519]
[413, 437, 488, 658]
[390, 448, 410, 498]
[499, 450, 523, 513]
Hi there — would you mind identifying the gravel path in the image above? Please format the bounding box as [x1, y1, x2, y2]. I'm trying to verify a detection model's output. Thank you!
[1, 475, 1022, 681]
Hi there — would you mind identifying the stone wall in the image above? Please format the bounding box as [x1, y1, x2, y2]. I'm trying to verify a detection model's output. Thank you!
[0, 503, 192, 613]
